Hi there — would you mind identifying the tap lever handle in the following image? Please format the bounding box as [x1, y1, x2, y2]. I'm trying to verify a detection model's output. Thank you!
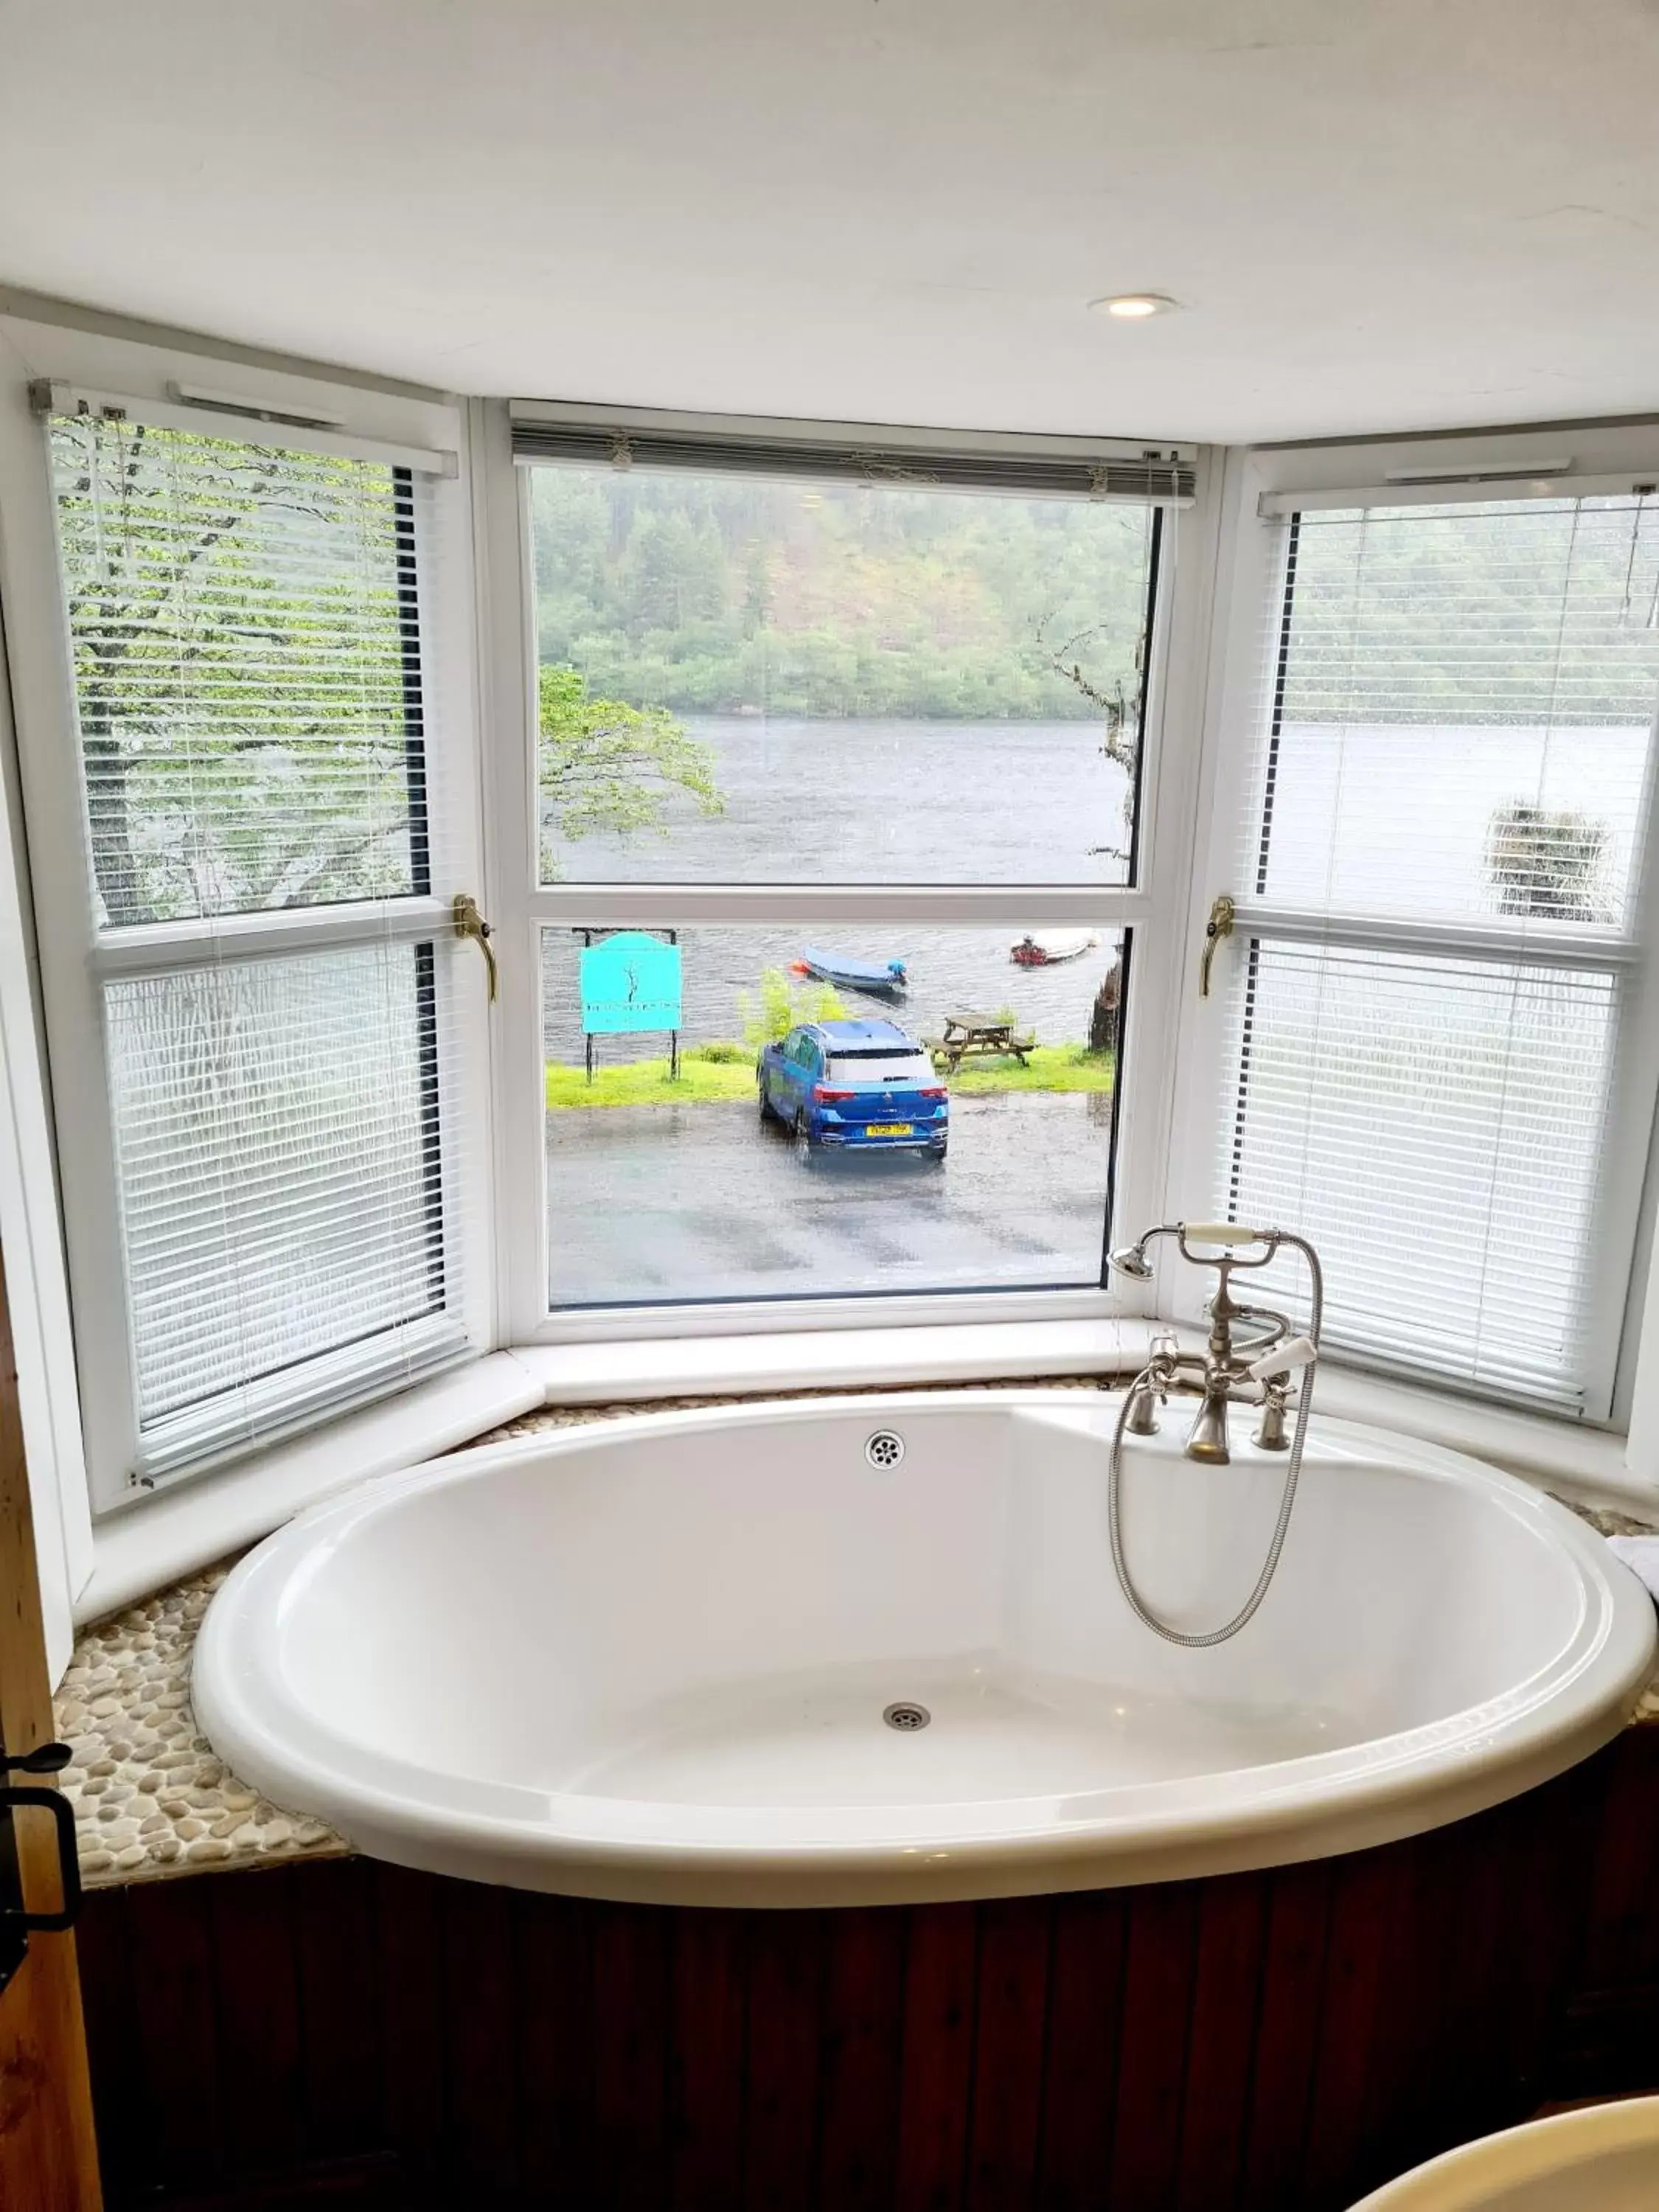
[1247, 1335, 1317, 1383]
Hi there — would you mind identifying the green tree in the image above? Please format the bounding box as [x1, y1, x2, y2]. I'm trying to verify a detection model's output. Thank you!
[538, 664, 723, 876]
[738, 967, 847, 1051]
[619, 508, 726, 630]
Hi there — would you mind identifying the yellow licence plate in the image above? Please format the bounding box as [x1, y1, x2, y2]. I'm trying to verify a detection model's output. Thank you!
[866, 1123, 913, 1137]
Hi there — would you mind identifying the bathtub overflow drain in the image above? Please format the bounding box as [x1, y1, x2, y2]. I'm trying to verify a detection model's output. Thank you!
[865, 1429, 905, 1469]
[883, 1701, 931, 1732]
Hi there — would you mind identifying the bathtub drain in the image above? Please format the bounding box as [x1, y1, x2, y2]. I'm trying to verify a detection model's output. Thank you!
[865, 1430, 905, 1469]
[883, 1701, 931, 1731]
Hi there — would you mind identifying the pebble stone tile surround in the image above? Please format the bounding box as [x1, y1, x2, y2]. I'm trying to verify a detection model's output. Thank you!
[51, 1383, 1659, 1890]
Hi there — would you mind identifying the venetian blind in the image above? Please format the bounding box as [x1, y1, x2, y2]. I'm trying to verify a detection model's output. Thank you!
[50, 413, 428, 928]
[1222, 495, 1659, 1413]
[509, 404, 1196, 503]
[48, 412, 470, 1482]
[102, 936, 467, 1476]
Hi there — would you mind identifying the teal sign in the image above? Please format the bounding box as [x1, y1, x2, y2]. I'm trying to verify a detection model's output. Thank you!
[580, 932, 683, 1035]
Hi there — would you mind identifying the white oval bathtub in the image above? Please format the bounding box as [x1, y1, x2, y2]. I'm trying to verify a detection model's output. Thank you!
[192, 1390, 1656, 1907]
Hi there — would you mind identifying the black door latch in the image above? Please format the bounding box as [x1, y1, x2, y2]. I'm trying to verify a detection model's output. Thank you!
[0, 1739, 82, 1997]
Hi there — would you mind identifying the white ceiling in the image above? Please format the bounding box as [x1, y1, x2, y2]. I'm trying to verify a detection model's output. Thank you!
[4, 0, 1659, 445]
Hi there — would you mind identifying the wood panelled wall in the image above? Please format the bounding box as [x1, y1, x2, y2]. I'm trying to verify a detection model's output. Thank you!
[75, 1728, 1659, 2212]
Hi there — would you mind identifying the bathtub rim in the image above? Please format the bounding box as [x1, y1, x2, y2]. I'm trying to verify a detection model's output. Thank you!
[1348, 2091, 1659, 2208]
[192, 1388, 1658, 1909]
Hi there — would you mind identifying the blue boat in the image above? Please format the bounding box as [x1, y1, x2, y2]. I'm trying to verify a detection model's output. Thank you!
[796, 947, 909, 997]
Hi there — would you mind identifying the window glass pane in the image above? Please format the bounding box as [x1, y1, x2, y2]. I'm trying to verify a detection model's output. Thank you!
[51, 416, 426, 927]
[543, 925, 1126, 1304]
[105, 942, 451, 1453]
[1225, 941, 1616, 1409]
[1260, 499, 1659, 930]
[531, 466, 1156, 884]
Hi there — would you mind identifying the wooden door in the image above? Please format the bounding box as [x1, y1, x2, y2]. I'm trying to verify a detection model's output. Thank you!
[0, 1247, 101, 2208]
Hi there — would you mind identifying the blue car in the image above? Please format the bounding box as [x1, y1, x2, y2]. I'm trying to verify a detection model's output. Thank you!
[757, 1018, 949, 1162]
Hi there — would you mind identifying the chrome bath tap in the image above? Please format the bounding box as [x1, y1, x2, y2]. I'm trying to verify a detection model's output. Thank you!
[1107, 1222, 1319, 1464]
[1102, 1221, 1325, 1647]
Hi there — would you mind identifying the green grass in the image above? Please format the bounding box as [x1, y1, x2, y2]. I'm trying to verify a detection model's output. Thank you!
[546, 1054, 758, 1108]
[545, 1043, 1115, 1107]
[947, 1046, 1116, 1095]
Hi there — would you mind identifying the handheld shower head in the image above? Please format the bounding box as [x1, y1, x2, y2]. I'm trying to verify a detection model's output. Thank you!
[1107, 1239, 1157, 1280]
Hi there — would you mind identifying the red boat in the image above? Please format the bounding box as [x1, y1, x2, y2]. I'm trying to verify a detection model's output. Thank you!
[1010, 930, 1097, 967]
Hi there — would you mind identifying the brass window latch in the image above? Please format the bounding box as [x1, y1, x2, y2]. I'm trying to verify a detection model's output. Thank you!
[453, 894, 498, 1003]
[1199, 894, 1235, 998]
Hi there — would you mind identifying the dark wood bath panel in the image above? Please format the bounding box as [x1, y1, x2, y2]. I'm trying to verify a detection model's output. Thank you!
[74, 1724, 1659, 2212]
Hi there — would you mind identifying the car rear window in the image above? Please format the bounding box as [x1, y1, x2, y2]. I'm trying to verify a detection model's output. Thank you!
[827, 1052, 936, 1084]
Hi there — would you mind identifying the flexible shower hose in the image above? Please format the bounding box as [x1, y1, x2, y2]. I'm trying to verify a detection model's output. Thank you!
[1107, 1233, 1324, 1649]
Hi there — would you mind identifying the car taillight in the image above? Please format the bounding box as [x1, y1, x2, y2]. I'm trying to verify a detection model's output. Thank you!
[813, 1085, 855, 1103]
[918, 1087, 947, 1100]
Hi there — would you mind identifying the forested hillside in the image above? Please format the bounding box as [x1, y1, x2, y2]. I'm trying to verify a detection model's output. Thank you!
[531, 465, 1155, 720]
[532, 470, 1659, 731]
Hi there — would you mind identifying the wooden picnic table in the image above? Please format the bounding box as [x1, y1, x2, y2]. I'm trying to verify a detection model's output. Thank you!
[923, 1009, 1037, 1071]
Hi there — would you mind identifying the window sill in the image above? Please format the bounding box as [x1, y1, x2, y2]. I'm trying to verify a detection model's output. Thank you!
[513, 1315, 1161, 1402]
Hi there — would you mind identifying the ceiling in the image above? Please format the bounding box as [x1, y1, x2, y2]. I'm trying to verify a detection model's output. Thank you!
[3, 0, 1658, 445]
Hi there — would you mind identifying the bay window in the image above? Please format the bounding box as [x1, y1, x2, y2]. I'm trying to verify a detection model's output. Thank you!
[5, 307, 1659, 1610]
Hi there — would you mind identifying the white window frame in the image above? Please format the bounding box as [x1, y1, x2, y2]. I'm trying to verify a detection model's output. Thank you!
[1165, 428, 1659, 1434]
[470, 400, 1222, 1352]
[0, 312, 497, 1515]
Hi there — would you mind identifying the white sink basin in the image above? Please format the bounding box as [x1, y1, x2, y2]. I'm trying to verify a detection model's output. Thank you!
[192, 1389, 1655, 1907]
[1352, 2098, 1659, 2208]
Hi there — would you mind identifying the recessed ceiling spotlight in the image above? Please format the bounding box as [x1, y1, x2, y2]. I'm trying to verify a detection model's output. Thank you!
[1092, 293, 1180, 320]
